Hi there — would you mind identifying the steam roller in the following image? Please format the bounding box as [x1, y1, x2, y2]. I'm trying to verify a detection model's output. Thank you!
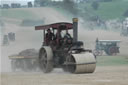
[66, 53, 96, 73]
[35, 18, 96, 74]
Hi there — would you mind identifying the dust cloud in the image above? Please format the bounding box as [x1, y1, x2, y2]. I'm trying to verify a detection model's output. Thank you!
[0, 7, 71, 72]
[1, 7, 128, 73]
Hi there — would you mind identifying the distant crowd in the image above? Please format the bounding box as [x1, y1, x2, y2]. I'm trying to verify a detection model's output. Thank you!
[0, 2, 33, 9]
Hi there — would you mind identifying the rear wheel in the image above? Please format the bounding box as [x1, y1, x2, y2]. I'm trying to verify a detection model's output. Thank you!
[93, 49, 103, 56]
[39, 47, 53, 73]
[21, 59, 32, 72]
[11, 60, 16, 72]
[107, 46, 117, 55]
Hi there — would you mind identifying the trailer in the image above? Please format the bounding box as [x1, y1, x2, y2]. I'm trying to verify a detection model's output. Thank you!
[9, 49, 39, 72]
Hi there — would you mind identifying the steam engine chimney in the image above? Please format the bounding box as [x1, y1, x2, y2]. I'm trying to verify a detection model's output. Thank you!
[73, 18, 78, 43]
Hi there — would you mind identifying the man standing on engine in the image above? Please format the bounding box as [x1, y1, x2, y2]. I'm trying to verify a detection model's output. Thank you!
[45, 29, 54, 45]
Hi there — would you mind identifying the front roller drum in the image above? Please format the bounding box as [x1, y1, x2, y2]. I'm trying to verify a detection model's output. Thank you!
[65, 52, 96, 74]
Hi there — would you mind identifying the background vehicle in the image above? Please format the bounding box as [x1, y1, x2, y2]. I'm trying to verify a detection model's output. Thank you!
[93, 38, 121, 56]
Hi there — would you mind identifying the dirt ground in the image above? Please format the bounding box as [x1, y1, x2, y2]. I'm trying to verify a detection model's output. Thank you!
[1, 66, 128, 85]
[1, 7, 128, 85]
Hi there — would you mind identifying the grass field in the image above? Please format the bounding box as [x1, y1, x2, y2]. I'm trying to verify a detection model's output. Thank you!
[79, 0, 128, 20]
[1, 0, 128, 21]
[1, 8, 36, 20]
[97, 55, 128, 66]
[95, 0, 128, 20]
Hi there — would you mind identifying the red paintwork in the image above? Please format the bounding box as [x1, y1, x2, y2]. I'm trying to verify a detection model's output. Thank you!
[35, 22, 73, 30]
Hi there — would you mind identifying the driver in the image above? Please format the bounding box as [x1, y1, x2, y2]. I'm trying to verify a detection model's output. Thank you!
[63, 30, 72, 44]
[64, 30, 71, 39]
[45, 29, 54, 45]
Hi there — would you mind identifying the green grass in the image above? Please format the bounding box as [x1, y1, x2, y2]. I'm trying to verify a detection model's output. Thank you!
[79, 0, 128, 20]
[95, 1, 128, 20]
[53, 6, 74, 20]
[97, 56, 128, 66]
[1, 1, 128, 21]
[1, 8, 36, 20]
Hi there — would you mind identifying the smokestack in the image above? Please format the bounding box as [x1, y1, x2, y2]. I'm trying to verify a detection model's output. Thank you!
[73, 18, 78, 43]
